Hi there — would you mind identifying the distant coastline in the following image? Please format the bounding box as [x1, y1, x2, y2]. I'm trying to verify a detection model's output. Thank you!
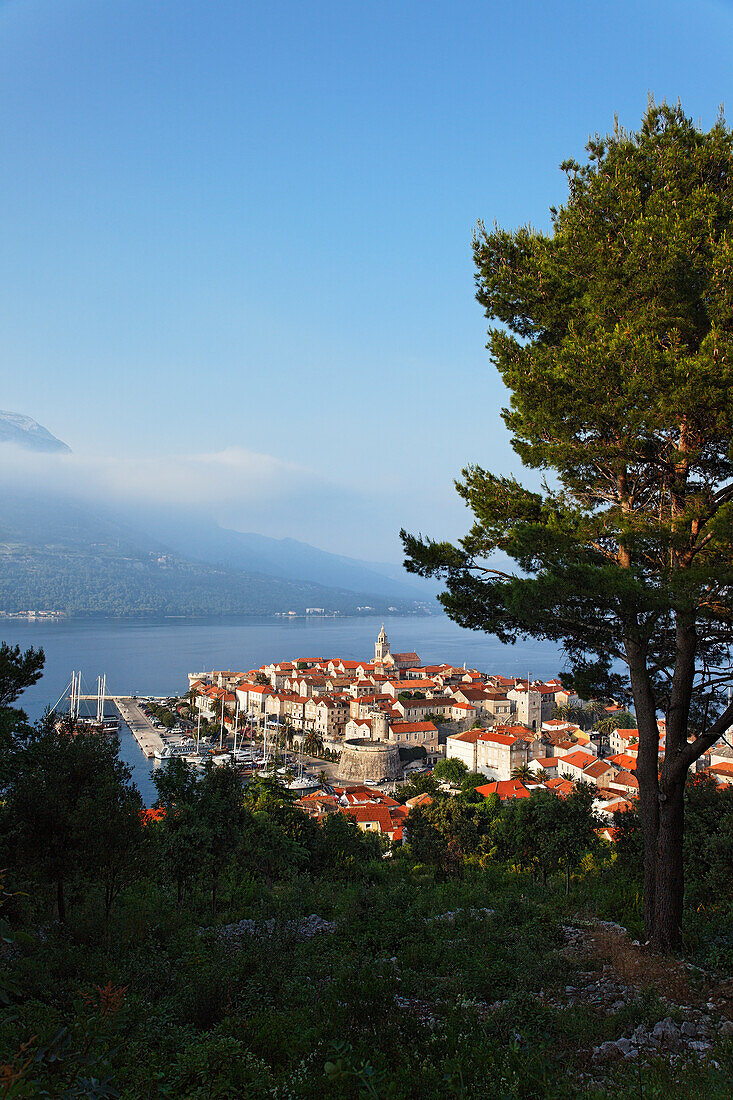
[0, 607, 433, 623]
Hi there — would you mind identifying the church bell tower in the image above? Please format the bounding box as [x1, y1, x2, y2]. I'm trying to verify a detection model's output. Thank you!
[375, 624, 390, 664]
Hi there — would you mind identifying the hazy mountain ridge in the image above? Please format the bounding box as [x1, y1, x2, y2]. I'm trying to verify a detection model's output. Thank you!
[0, 543, 426, 618]
[0, 413, 437, 616]
[0, 488, 434, 618]
[0, 411, 70, 453]
[151, 521, 437, 601]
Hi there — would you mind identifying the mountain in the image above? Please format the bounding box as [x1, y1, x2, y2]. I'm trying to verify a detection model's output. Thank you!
[0, 411, 71, 453]
[146, 519, 437, 603]
[0, 490, 435, 618]
[0, 413, 438, 616]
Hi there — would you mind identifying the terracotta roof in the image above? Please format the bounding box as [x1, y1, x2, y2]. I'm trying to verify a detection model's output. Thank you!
[709, 761, 733, 776]
[142, 808, 166, 824]
[449, 729, 484, 743]
[405, 792, 434, 808]
[583, 759, 612, 780]
[545, 777, 574, 797]
[475, 779, 532, 800]
[560, 750, 597, 770]
[606, 752, 637, 771]
[604, 798, 633, 814]
[455, 686, 492, 700]
[343, 805, 396, 832]
[533, 756, 559, 769]
[610, 770, 639, 789]
[478, 731, 522, 747]
[390, 721, 438, 733]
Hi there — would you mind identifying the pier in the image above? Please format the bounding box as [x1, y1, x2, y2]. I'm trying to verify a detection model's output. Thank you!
[76, 694, 164, 758]
[114, 697, 165, 758]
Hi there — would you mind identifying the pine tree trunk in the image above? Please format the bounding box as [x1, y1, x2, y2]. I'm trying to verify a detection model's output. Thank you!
[56, 876, 66, 923]
[651, 780, 685, 950]
[627, 647, 661, 942]
[638, 782, 659, 940]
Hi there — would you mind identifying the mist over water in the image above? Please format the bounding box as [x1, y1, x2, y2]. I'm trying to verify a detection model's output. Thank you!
[5, 614, 564, 804]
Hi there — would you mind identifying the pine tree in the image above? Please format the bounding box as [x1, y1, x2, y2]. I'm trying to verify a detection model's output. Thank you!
[403, 101, 733, 949]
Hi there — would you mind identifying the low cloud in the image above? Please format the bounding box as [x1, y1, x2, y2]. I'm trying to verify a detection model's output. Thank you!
[0, 441, 465, 562]
[0, 443, 313, 512]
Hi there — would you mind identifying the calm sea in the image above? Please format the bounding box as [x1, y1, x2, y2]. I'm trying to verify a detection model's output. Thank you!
[4, 614, 563, 805]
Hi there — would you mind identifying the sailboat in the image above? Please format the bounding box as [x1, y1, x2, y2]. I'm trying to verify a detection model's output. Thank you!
[286, 728, 319, 794]
[54, 672, 119, 734]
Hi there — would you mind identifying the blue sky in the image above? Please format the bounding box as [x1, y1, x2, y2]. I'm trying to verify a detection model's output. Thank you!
[2, 0, 732, 558]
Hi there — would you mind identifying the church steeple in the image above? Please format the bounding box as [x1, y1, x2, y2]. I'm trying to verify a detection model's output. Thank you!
[375, 624, 390, 663]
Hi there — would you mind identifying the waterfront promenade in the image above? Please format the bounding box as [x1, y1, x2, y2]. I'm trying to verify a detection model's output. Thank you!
[113, 697, 164, 758]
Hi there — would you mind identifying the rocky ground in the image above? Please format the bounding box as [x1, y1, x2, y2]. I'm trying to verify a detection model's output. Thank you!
[203, 912, 337, 947]
[382, 909, 733, 1093]
[557, 918, 733, 1089]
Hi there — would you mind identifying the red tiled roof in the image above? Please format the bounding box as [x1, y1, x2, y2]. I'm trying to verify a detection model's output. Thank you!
[605, 798, 633, 814]
[610, 770, 639, 789]
[560, 750, 597, 770]
[709, 761, 733, 776]
[607, 753, 637, 771]
[545, 777, 574, 797]
[449, 729, 484, 743]
[343, 804, 396, 832]
[583, 760, 612, 779]
[475, 779, 531, 800]
[142, 807, 166, 824]
[405, 792, 434, 808]
[478, 731, 522, 747]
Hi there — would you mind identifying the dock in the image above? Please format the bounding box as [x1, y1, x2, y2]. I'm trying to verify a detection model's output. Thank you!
[76, 694, 165, 758]
[113, 697, 165, 758]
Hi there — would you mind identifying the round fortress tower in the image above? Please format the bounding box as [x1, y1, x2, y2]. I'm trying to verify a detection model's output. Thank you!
[337, 738, 401, 784]
[336, 707, 400, 784]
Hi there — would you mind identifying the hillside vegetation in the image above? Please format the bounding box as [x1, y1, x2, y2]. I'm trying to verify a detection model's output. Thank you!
[3, 647, 733, 1097]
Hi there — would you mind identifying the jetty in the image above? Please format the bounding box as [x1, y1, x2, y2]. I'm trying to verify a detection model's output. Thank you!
[114, 697, 165, 758]
[76, 694, 164, 758]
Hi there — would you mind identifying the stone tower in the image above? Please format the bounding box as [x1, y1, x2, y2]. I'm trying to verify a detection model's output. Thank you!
[374, 624, 390, 664]
[370, 709, 389, 742]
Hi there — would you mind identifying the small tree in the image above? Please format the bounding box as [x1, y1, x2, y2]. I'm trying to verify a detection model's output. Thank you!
[303, 731, 324, 757]
[594, 711, 637, 736]
[460, 772, 488, 799]
[10, 727, 142, 921]
[398, 773, 439, 803]
[432, 757, 469, 785]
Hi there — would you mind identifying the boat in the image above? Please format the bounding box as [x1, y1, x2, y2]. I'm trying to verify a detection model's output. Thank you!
[153, 740, 198, 760]
[286, 774, 320, 794]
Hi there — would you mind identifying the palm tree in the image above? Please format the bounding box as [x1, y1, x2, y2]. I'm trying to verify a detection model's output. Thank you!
[303, 731, 324, 757]
[511, 763, 535, 781]
[533, 768, 550, 783]
[318, 769, 328, 785]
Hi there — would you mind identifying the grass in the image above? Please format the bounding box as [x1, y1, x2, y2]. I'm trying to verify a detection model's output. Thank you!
[3, 863, 733, 1098]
